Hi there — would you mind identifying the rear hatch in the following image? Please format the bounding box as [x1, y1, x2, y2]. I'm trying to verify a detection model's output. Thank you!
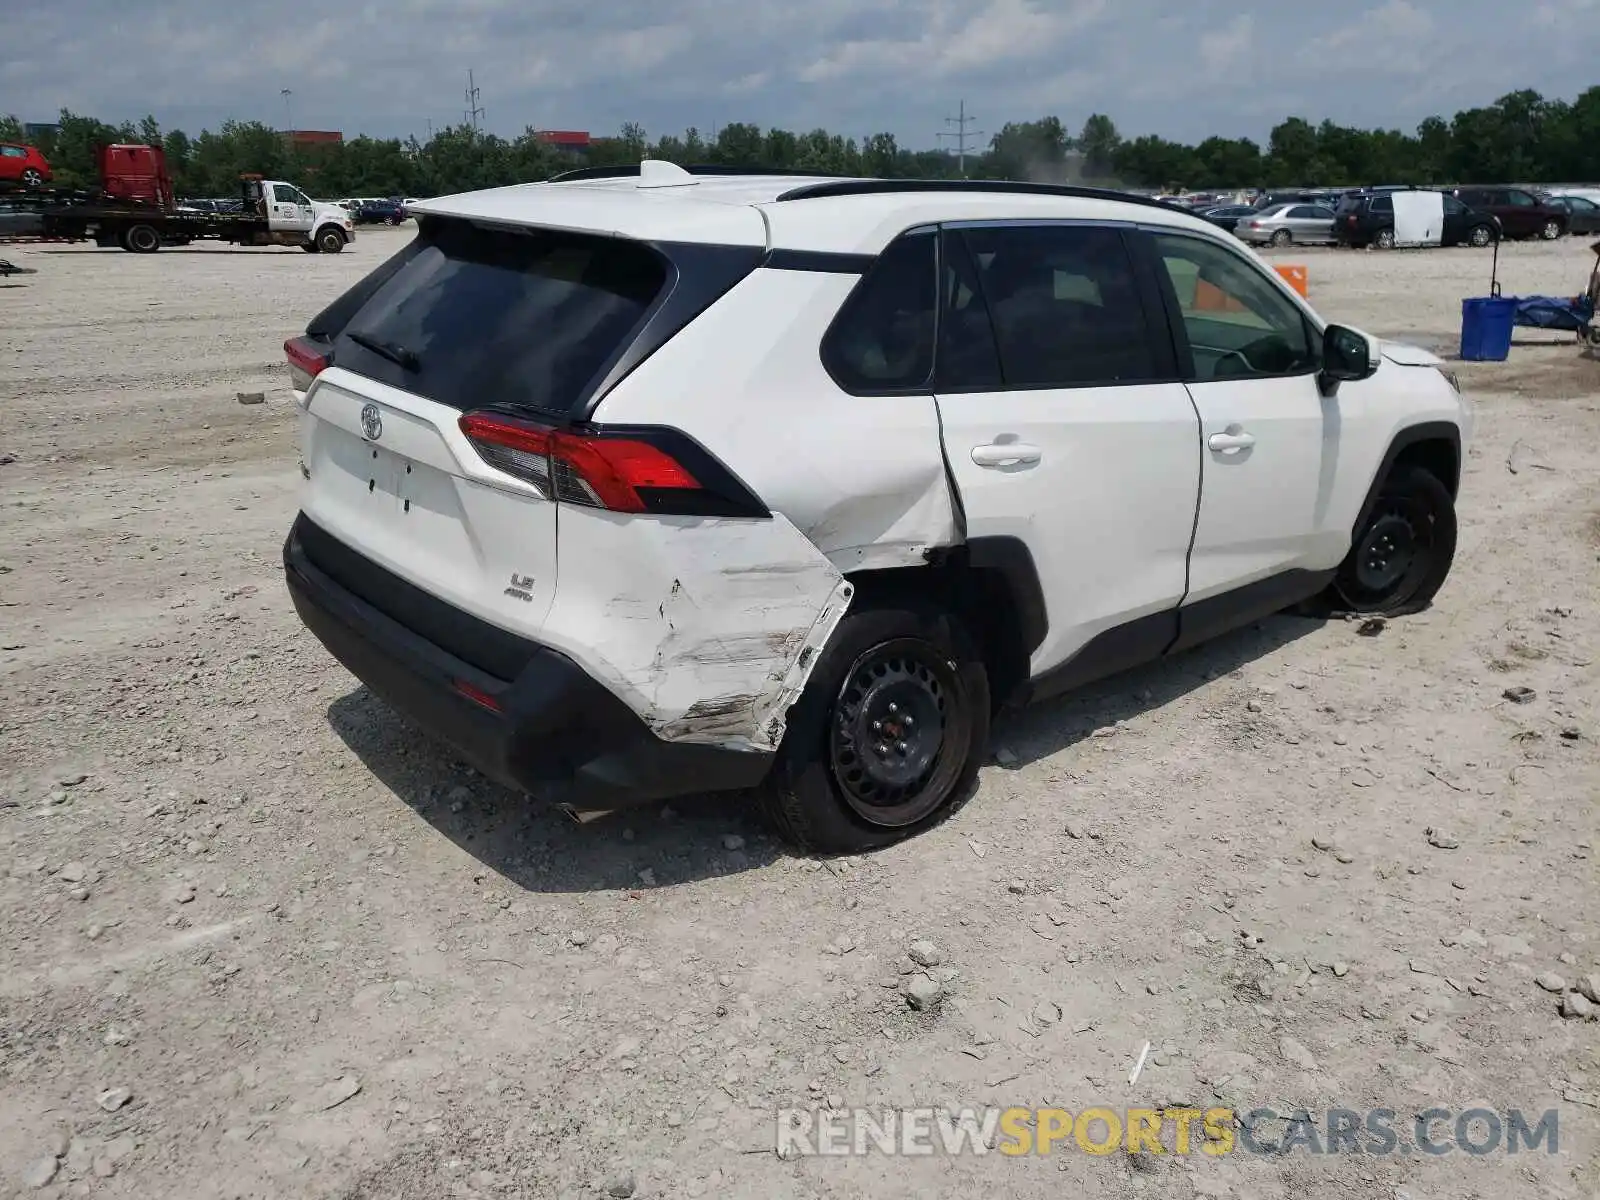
[288, 218, 679, 658]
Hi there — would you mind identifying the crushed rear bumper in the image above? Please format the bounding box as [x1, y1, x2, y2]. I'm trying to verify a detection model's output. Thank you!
[283, 513, 774, 809]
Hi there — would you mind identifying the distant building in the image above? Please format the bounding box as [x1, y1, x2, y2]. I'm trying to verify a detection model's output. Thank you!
[283, 130, 343, 149]
[537, 130, 591, 153]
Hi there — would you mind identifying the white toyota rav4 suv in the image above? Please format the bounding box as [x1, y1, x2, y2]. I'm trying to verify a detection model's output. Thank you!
[283, 162, 1470, 852]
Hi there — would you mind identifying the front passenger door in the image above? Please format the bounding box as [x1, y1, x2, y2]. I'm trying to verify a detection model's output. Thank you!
[1145, 230, 1361, 645]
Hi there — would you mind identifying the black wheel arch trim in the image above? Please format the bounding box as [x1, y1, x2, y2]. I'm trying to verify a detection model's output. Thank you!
[963, 535, 1049, 658]
[1352, 421, 1462, 538]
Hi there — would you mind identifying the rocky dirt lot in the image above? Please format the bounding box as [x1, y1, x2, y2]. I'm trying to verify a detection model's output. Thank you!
[1, 230, 1597, 1200]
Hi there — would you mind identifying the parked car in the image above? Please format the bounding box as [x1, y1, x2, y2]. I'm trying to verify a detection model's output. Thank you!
[1251, 189, 1337, 210]
[1236, 202, 1338, 246]
[1450, 186, 1566, 240]
[1199, 204, 1258, 234]
[0, 199, 44, 237]
[0, 142, 52, 189]
[282, 167, 1469, 852]
[1542, 194, 1600, 235]
[1335, 189, 1500, 248]
[354, 198, 408, 226]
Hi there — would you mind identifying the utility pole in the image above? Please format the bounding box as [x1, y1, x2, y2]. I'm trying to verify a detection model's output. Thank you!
[281, 88, 295, 157]
[464, 70, 484, 132]
[937, 99, 983, 177]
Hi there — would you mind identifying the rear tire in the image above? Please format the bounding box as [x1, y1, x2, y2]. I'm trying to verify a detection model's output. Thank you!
[316, 227, 345, 254]
[20, 168, 43, 188]
[1270, 229, 1292, 247]
[1375, 228, 1396, 249]
[124, 224, 161, 253]
[1468, 224, 1494, 248]
[1331, 465, 1456, 616]
[758, 601, 989, 853]
[1541, 219, 1564, 240]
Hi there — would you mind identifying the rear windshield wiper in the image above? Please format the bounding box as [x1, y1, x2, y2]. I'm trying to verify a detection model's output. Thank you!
[346, 330, 420, 373]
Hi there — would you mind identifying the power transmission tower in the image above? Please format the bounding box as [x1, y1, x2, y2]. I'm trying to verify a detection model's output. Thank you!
[937, 100, 983, 177]
[464, 70, 485, 131]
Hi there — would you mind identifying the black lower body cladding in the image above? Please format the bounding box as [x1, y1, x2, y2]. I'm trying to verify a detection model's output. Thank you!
[283, 514, 773, 809]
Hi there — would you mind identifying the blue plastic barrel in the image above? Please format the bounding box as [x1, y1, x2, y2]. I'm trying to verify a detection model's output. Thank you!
[1459, 296, 1516, 361]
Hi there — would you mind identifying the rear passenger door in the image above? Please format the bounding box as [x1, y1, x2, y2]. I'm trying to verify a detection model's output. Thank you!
[932, 222, 1202, 689]
[1287, 205, 1334, 242]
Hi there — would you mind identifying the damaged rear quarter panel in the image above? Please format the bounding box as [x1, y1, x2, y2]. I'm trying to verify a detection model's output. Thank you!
[542, 503, 853, 752]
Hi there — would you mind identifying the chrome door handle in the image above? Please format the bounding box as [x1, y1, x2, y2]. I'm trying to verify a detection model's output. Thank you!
[1208, 431, 1256, 452]
[970, 442, 1042, 467]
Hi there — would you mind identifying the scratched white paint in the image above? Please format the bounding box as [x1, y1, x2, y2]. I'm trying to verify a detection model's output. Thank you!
[544, 504, 851, 750]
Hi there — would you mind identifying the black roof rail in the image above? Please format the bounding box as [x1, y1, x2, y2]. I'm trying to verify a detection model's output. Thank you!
[773, 178, 1179, 212]
[546, 163, 854, 184]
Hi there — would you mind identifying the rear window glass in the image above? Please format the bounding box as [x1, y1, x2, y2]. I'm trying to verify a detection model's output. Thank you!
[333, 219, 668, 415]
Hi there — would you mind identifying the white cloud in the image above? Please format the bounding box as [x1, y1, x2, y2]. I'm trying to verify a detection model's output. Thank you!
[798, 0, 1108, 84]
[0, 0, 1596, 150]
[1199, 14, 1254, 74]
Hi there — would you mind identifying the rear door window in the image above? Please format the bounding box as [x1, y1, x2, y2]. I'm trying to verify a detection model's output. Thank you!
[953, 224, 1162, 388]
[331, 220, 668, 416]
[1371, 196, 1394, 215]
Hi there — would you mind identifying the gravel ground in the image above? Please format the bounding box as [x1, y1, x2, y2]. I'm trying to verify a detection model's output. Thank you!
[1, 229, 1598, 1200]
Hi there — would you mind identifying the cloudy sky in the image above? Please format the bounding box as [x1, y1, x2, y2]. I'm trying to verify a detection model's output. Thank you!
[2, 0, 1596, 148]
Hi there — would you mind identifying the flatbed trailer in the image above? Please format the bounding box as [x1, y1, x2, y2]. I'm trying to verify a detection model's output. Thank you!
[9, 146, 354, 254]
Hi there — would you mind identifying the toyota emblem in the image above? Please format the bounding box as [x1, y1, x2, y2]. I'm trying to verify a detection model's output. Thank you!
[360, 403, 383, 441]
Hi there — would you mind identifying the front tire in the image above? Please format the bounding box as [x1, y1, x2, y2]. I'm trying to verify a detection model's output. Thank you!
[316, 227, 345, 254]
[1270, 229, 1292, 247]
[20, 168, 43, 188]
[1468, 224, 1494, 248]
[1333, 465, 1456, 615]
[1541, 219, 1563, 241]
[758, 601, 989, 853]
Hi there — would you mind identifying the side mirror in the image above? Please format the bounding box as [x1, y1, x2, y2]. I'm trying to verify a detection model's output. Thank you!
[1320, 324, 1377, 393]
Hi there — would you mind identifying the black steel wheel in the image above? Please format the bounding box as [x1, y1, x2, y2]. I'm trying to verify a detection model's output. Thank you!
[1334, 465, 1456, 615]
[317, 227, 345, 254]
[829, 638, 969, 829]
[759, 600, 988, 853]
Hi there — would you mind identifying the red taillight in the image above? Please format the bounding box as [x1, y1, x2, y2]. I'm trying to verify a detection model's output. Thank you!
[458, 411, 700, 513]
[285, 336, 330, 391]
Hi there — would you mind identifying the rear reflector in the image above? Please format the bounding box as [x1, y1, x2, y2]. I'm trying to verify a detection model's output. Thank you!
[459, 411, 735, 515]
[285, 336, 331, 393]
[453, 678, 503, 713]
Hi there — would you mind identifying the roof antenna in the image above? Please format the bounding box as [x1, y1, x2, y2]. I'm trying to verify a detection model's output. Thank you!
[637, 159, 698, 189]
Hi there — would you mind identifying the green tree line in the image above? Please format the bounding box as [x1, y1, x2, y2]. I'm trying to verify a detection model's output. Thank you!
[4, 86, 1597, 200]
